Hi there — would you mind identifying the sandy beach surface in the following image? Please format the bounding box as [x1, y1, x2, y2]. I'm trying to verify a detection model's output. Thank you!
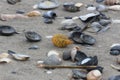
[0, 0, 120, 80]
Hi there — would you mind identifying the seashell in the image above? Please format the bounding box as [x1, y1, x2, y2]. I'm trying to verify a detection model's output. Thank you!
[104, 0, 120, 5]
[96, 5, 108, 12]
[76, 56, 98, 66]
[62, 50, 71, 60]
[116, 57, 120, 64]
[28, 45, 39, 50]
[108, 75, 120, 80]
[0, 58, 12, 63]
[16, 10, 25, 14]
[7, 0, 21, 5]
[70, 46, 80, 61]
[79, 12, 100, 22]
[75, 3, 83, 7]
[99, 19, 111, 26]
[96, 0, 104, 3]
[108, 5, 120, 10]
[0, 25, 17, 36]
[72, 69, 87, 79]
[42, 11, 57, 19]
[44, 18, 53, 24]
[90, 22, 103, 32]
[110, 44, 120, 55]
[0, 53, 9, 59]
[25, 31, 42, 42]
[43, 55, 62, 66]
[70, 31, 96, 45]
[87, 6, 96, 11]
[0, 14, 28, 21]
[87, 70, 102, 80]
[47, 50, 60, 57]
[8, 50, 30, 61]
[111, 64, 120, 71]
[63, 2, 80, 12]
[37, 0, 59, 10]
[26, 10, 41, 17]
[52, 34, 73, 48]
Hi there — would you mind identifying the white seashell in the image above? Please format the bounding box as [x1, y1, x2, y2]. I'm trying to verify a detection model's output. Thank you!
[0, 58, 12, 63]
[37, 60, 44, 64]
[108, 5, 120, 11]
[75, 3, 83, 7]
[8, 50, 30, 61]
[87, 70, 102, 80]
[0, 53, 9, 59]
[110, 43, 120, 48]
[47, 50, 60, 57]
[87, 7, 96, 11]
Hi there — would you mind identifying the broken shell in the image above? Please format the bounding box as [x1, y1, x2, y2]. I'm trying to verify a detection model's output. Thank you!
[25, 31, 42, 42]
[72, 69, 87, 79]
[110, 44, 120, 55]
[0, 53, 9, 59]
[108, 75, 120, 80]
[99, 19, 111, 26]
[37, 0, 59, 10]
[0, 25, 17, 36]
[79, 12, 100, 22]
[75, 3, 83, 7]
[108, 5, 120, 10]
[26, 10, 41, 17]
[43, 55, 62, 66]
[70, 46, 79, 61]
[76, 56, 98, 66]
[7, 0, 21, 5]
[0, 58, 12, 63]
[104, 0, 120, 5]
[87, 70, 102, 80]
[90, 22, 103, 32]
[62, 50, 71, 60]
[8, 50, 30, 61]
[47, 50, 60, 57]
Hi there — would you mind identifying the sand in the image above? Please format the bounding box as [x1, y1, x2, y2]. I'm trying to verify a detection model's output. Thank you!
[0, 0, 120, 80]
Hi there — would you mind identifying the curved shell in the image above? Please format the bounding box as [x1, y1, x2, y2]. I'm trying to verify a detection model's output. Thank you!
[0, 25, 17, 36]
[25, 31, 42, 42]
[47, 50, 60, 57]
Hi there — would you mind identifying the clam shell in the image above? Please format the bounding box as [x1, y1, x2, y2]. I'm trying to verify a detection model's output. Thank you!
[87, 70, 102, 80]
[47, 50, 60, 57]
[75, 3, 83, 7]
[90, 22, 103, 32]
[0, 58, 12, 63]
[8, 50, 30, 61]
[76, 56, 98, 66]
[0, 53, 9, 59]
[25, 31, 42, 42]
[79, 12, 100, 22]
[72, 69, 87, 79]
[108, 5, 120, 10]
[37, 0, 59, 10]
[110, 44, 120, 55]
[7, 0, 21, 5]
[43, 11, 57, 19]
[0, 25, 17, 36]
[43, 55, 62, 66]
[108, 75, 120, 80]
[26, 10, 41, 17]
